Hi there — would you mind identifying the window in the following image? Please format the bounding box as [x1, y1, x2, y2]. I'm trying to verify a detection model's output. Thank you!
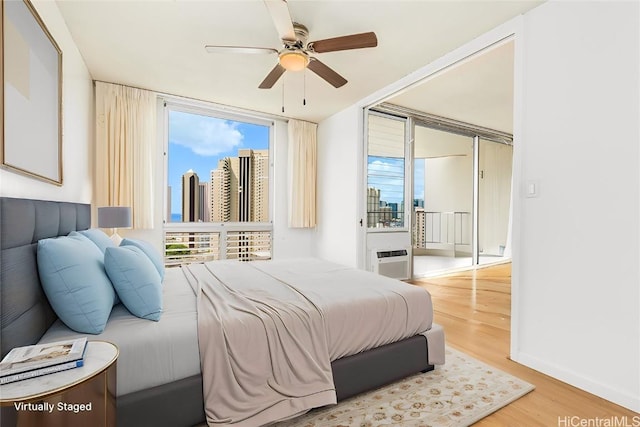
[163, 102, 273, 264]
[166, 108, 271, 223]
[366, 112, 406, 229]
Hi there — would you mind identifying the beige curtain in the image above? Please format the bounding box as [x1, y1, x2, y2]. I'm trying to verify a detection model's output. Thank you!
[95, 82, 156, 228]
[288, 119, 317, 228]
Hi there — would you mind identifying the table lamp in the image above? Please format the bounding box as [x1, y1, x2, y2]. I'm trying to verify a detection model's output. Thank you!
[98, 206, 132, 245]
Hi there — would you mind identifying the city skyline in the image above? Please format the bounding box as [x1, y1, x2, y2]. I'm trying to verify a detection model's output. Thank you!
[178, 149, 269, 223]
[168, 110, 269, 216]
[366, 156, 425, 206]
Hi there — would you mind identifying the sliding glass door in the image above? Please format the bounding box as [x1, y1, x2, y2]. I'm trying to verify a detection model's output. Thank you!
[364, 109, 513, 278]
[413, 124, 474, 275]
[412, 128, 513, 276]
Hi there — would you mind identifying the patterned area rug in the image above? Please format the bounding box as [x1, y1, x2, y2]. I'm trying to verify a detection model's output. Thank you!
[276, 346, 535, 427]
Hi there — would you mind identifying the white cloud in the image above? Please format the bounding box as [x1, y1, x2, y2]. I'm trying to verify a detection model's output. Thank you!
[169, 111, 243, 156]
[368, 159, 404, 187]
[368, 159, 403, 174]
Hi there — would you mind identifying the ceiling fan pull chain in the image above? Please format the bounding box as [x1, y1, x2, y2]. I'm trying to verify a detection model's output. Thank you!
[282, 80, 285, 113]
[303, 69, 307, 106]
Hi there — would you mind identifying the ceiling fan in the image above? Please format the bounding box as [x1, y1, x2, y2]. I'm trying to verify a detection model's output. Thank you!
[204, 0, 378, 89]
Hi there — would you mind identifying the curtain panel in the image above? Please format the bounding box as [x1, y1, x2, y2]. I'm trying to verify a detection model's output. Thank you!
[288, 119, 317, 228]
[95, 82, 156, 229]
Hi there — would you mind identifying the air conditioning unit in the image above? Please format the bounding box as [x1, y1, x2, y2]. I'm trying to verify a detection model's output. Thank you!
[371, 249, 410, 280]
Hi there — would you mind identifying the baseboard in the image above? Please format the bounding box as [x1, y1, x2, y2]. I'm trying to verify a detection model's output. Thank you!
[511, 350, 640, 413]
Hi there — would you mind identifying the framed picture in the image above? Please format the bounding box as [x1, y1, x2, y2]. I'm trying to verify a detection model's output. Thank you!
[1, 0, 63, 185]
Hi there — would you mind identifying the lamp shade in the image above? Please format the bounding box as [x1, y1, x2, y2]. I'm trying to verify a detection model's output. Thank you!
[98, 207, 132, 228]
[279, 51, 309, 72]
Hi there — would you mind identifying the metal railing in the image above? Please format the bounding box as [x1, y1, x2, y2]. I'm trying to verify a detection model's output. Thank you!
[424, 211, 471, 245]
[367, 209, 405, 228]
[414, 211, 471, 255]
[164, 222, 272, 267]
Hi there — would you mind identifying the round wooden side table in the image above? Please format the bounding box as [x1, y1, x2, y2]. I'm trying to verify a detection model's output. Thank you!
[0, 341, 118, 427]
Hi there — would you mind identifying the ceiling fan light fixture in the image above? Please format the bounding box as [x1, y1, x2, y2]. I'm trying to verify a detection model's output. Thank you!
[279, 50, 309, 71]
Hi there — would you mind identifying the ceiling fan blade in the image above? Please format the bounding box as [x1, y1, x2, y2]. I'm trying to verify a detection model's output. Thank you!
[205, 45, 278, 55]
[307, 58, 347, 88]
[264, 0, 296, 42]
[309, 32, 378, 53]
[259, 64, 286, 89]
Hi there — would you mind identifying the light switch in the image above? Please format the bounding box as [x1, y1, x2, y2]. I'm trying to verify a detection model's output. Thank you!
[526, 180, 539, 198]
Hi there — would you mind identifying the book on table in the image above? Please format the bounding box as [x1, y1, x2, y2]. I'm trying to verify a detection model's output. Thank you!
[0, 337, 87, 384]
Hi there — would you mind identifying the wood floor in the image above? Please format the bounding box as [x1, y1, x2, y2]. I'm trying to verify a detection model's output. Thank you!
[411, 263, 639, 426]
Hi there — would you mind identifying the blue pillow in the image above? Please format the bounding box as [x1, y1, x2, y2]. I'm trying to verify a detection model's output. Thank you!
[37, 233, 117, 334]
[120, 238, 165, 280]
[70, 230, 120, 305]
[76, 229, 115, 253]
[104, 246, 163, 321]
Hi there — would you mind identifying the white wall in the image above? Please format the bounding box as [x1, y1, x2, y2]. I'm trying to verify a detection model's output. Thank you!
[315, 105, 361, 267]
[512, 0, 639, 412]
[424, 156, 473, 213]
[0, 1, 93, 203]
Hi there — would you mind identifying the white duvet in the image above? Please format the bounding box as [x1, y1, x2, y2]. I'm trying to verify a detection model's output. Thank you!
[184, 258, 438, 427]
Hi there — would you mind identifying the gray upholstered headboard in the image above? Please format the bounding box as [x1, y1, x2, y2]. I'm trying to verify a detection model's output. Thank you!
[0, 197, 91, 358]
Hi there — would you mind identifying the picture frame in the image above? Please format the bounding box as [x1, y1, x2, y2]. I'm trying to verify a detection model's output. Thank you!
[1, 0, 63, 185]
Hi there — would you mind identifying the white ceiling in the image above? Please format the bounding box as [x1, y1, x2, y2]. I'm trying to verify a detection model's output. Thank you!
[55, 1, 541, 124]
[386, 40, 515, 134]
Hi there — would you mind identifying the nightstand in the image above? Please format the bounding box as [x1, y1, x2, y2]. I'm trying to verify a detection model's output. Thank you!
[0, 341, 118, 427]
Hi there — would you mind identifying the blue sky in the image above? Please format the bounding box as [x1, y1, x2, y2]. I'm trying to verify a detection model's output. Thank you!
[168, 110, 269, 215]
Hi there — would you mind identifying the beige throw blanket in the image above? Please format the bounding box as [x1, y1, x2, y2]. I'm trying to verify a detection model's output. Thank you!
[183, 262, 337, 427]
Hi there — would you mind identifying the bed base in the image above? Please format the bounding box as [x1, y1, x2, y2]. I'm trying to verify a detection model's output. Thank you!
[118, 334, 433, 427]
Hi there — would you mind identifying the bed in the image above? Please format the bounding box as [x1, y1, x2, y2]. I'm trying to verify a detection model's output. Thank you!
[0, 197, 445, 427]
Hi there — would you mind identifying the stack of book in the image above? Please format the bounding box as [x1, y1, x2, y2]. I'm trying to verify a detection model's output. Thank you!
[0, 337, 88, 385]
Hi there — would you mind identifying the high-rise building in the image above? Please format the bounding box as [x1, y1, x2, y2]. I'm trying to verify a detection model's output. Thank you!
[210, 149, 269, 223]
[212, 156, 240, 222]
[379, 204, 393, 226]
[182, 169, 199, 222]
[253, 150, 269, 222]
[388, 202, 399, 219]
[240, 149, 269, 222]
[210, 158, 232, 222]
[367, 188, 381, 227]
[198, 182, 210, 222]
[209, 149, 269, 260]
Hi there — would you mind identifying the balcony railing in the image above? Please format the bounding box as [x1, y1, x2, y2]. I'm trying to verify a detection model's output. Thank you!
[164, 222, 272, 267]
[423, 211, 471, 245]
[414, 211, 471, 255]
